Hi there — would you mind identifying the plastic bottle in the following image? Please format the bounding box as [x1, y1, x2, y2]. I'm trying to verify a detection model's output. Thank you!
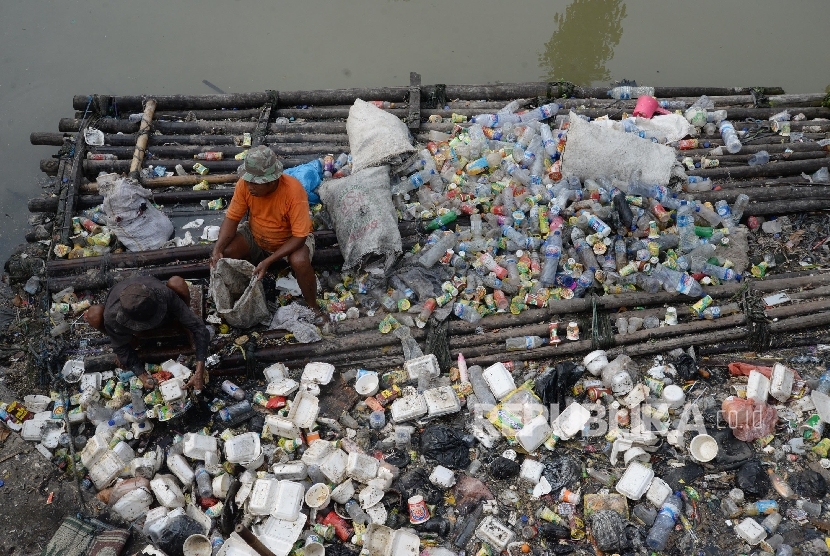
[743, 500, 779, 516]
[699, 262, 740, 281]
[651, 264, 704, 297]
[344, 500, 369, 525]
[519, 102, 560, 122]
[676, 202, 698, 252]
[761, 512, 782, 533]
[776, 545, 794, 556]
[217, 400, 254, 426]
[607, 86, 655, 100]
[221, 380, 246, 401]
[574, 237, 599, 271]
[416, 298, 437, 328]
[369, 410, 386, 429]
[539, 231, 562, 286]
[420, 233, 458, 268]
[505, 336, 547, 351]
[478, 252, 509, 279]
[425, 211, 458, 231]
[468, 365, 497, 407]
[718, 120, 742, 154]
[731, 193, 750, 221]
[371, 288, 397, 312]
[748, 150, 770, 166]
[195, 465, 212, 498]
[795, 499, 822, 516]
[645, 493, 682, 551]
[453, 303, 481, 324]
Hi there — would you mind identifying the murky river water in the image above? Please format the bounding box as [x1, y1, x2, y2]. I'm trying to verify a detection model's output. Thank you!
[1, 0, 827, 265]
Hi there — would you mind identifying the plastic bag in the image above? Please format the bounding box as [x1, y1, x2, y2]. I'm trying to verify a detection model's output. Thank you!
[490, 456, 521, 479]
[284, 158, 324, 205]
[268, 302, 321, 343]
[98, 173, 174, 251]
[535, 362, 583, 408]
[346, 99, 415, 175]
[148, 514, 204, 556]
[591, 510, 628, 553]
[318, 166, 401, 271]
[721, 396, 778, 442]
[736, 460, 771, 496]
[420, 425, 471, 469]
[210, 258, 271, 329]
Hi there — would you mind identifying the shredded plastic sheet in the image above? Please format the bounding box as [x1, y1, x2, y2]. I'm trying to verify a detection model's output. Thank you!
[268, 303, 321, 344]
[98, 173, 174, 252]
[561, 111, 679, 186]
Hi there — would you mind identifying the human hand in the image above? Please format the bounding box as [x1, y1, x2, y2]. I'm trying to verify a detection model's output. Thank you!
[253, 258, 272, 281]
[186, 362, 205, 392]
[209, 250, 223, 268]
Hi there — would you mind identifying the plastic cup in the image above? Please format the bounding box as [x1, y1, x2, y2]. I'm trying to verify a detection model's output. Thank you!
[183, 534, 212, 556]
[305, 483, 331, 510]
[304, 535, 325, 556]
[355, 373, 379, 396]
[689, 434, 719, 463]
[330, 479, 355, 504]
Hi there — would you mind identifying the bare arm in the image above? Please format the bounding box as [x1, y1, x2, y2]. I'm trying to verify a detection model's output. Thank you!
[210, 216, 241, 267]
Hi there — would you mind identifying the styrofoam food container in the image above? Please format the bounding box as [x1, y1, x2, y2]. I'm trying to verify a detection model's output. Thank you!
[263, 363, 288, 383]
[583, 350, 609, 376]
[689, 434, 719, 463]
[615, 461, 654, 500]
[319, 448, 348, 484]
[520, 459, 544, 483]
[746, 370, 770, 404]
[404, 353, 440, 381]
[21, 418, 50, 442]
[266, 378, 299, 397]
[24, 395, 51, 413]
[515, 414, 552, 453]
[287, 390, 319, 429]
[81, 433, 110, 468]
[735, 517, 767, 545]
[224, 432, 261, 464]
[300, 439, 335, 466]
[151, 474, 186, 508]
[646, 477, 672, 508]
[61, 360, 84, 383]
[475, 516, 516, 552]
[160, 378, 185, 403]
[770, 363, 794, 402]
[424, 386, 461, 418]
[213, 473, 232, 499]
[271, 480, 304, 521]
[248, 478, 279, 515]
[167, 453, 195, 486]
[552, 402, 591, 440]
[89, 451, 125, 490]
[355, 373, 380, 396]
[266, 414, 301, 440]
[258, 514, 307, 556]
[302, 362, 335, 385]
[142, 506, 169, 536]
[79, 372, 103, 392]
[272, 461, 308, 481]
[483, 362, 516, 400]
[661, 384, 686, 409]
[304, 483, 331, 509]
[330, 479, 356, 504]
[429, 465, 456, 488]
[112, 487, 154, 522]
[182, 433, 218, 460]
[359, 485, 385, 509]
[390, 394, 428, 423]
[161, 359, 192, 381]
[365, 502, 387, 525]
[347, 452, 379, 484]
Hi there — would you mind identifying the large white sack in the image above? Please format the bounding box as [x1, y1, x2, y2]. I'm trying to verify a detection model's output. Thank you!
[561, 111, 678, 185]
[347, 99, 415, 175]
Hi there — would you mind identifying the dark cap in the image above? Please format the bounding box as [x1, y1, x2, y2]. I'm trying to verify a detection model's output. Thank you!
[115, 283, 167, 331]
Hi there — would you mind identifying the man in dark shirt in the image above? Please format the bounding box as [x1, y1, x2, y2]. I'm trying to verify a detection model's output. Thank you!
[84, 276, 209, 391]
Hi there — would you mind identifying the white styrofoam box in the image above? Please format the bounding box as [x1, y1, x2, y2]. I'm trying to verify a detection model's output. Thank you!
[167, 453, 195, 486]
[734, 517, 767, 545]
[185, 502, 211, 536]
[81, 433, 110, 468]
[151, 474, 186, 508]
[142, 506, 169, 536]
[615, 461, 655, 500]
[770, 363, 795, 403]
[429, 465, 456, 488]
[583, 350, 609, 376]
[112, 441, 135, 466]
[475, 516, 516, 552]
[287, 390, 319, 429]
[248, 478, 279, 515]
[182, 432, 218, 460]
[224, 432, 261, 464]
[217, 533, 261, 556]
[520, 459, 545, 483]
[271, 480, 304, 521]
[79, 372, 103, 393]
[266, 378, 300, 398]
[623, 383, 649, 408]
[23, 394, 51, 413]
[551, 402, 591, 440]
[21, 418, 50, 441]
[646, 477, 672, 508]
[347, 452, 379, 484]
[272, 461, 308, 481]
[483, 362, 516, 400]
[364, 524, 393, 556]
[112, 487, 154, 522]
[319, 449, 349, 484]
[266, 415, 301, 440]
[404, 353, 440, 381]
[515, 414, 553, 453]
[161, 359, 192, 381]
[424, 386, 461, 418]
[365, 502, 387, 525]
[387, 529, 420, 556]
[61, 359, 84, 383]
[746, 370, 770, 404]
[390, 394, 428, 423]
[300, 439, 335, 467]
[90, 451, 126, 490]
[258, 514, 307, 556]
[301, 362, 335, 385]
[263, 363, 288, 383]
[160, 378, 185, 403]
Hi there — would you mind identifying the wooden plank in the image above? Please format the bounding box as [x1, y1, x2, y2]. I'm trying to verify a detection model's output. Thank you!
[408, 72, 421, 130]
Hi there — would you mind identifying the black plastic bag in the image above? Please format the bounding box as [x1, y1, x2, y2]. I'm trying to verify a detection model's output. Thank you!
[151, 515, 204, 556]
[673, 353, 698, 381]
[420, 425, 471, 469]
[535, 362, 583, 408]
[543, 455, 580, 491]
[591, 510, 628, 553]
[490, 456, 521, 480]
[790, 469, 828, 499]
[736, 460, 770, 496]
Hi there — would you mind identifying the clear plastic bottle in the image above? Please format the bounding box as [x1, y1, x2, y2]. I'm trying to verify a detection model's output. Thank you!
[731, 193, 750, 222]
[776, 545, 794, 556]
[453, 303, 482, 324]
[698, 262, 740, 281]
[505, 336, 546, 351]
[676, 202, 698, 252]
[718, 120, 742, 154]
[715, 200, 737, 229]
[607, 86, 655, 100]
[748, 150, 770, 166]
[419, 233, 458, 268]
[371, 288, 397, 312]
[416, 298, 437, 328]
[574, 237, 599, 271]
[645, 493, 682, 551]
[345, 499, 369, 525]
[519, 102, 560, 122]
[195, 465, 212, 499]
[651, 264, 704, 297]
[539, 230, 562, 286]
[221, 380, 246, 401]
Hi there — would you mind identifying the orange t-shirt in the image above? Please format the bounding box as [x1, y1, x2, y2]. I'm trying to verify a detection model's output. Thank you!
[226, 175, 313, 252]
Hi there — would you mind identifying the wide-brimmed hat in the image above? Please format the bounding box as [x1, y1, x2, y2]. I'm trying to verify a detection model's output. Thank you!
[115, 282, 167, 331]
[237, 145, 283, 184]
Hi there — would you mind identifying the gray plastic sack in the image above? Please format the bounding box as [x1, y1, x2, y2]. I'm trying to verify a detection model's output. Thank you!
[318, 165, 401, 271]
[347, 98, 415, 174]
[98, 173, 174, 251]
[210, 258, 270, 329]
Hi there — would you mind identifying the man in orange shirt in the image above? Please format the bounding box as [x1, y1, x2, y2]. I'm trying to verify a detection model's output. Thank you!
[210, 146, 322, 318]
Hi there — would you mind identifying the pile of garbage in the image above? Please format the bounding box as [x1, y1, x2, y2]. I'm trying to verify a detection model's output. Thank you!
[7, 335, 830, 555]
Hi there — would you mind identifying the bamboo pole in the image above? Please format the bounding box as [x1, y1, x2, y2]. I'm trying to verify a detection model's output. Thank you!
[73, 92, 274, 111]
[694, 158, 829, 181]
[91, 143, 346, 159]
[129, 99, 156, 177]
[694, 186, 830, 205]
[75, 157, 313, 178]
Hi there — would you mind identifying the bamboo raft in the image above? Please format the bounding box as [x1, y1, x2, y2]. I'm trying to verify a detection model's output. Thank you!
[21, 73, 830, 373]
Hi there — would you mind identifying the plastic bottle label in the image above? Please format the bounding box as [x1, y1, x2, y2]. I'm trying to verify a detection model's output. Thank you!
[675, 273, 696, 295]
[710, 307, 721, 318]
[525, 336, 534, 349]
